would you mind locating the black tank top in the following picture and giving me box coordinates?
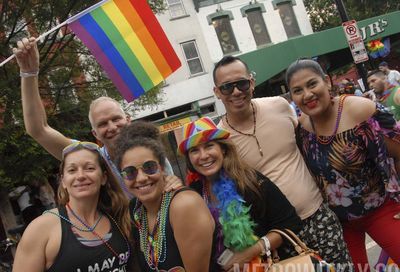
[131,187,215,271]
[47,206,131,272]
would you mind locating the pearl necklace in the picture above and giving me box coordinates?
[225,102,264,157]
[133,192,172,270]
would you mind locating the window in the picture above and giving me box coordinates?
[181,41,204,76]
[166,0,186,18]
[212,16,239,55]
[277,2,301,38]
[246,9,271,46]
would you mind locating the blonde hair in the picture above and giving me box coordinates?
[88,97,126,128]
[58,147,131,240]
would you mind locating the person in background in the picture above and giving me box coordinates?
[367,70,400,121]
[114,123,214,272]
[13,37,180,198]
[287,58,400,272]
[13,142,133,272]
[379,61,400,86]
[212,55,352,271]
[179,117,303,271]
[339,78,363,96]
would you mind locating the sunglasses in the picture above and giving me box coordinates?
[62,141,100,160]
[218,79,251,95]
[120,160,159,181]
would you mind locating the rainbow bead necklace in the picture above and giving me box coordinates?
[133,191,172,270]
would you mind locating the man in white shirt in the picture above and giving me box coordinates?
[379,61,400,86]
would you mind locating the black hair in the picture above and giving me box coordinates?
[120,120,160,140]
[367,69,385,78]
[114,123,166,171]
[212,55,251,84]
[285,58,326,87]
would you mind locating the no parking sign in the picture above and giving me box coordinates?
[342,20,369,63]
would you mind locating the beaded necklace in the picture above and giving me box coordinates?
[310,95,347,145]
[43,210,103,232]
[133,192,173,270]
[66,203,131,263]
[225,102,263,157]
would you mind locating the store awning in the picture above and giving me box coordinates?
[240,11,400,85]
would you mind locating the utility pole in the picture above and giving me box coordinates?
[334,0,370,91]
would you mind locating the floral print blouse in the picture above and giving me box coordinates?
[297,103,400,222]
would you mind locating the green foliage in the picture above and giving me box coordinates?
[0,0,166,189]
[304,0,400,32]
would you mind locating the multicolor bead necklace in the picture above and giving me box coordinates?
[310,95,347,145]
[66,203,131,263]
[133,191,173,270]
[225,102,264,157]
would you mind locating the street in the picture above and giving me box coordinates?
[367,236,399,272]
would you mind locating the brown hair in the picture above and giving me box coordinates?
[185,139,263,205]
[58,146,131,240]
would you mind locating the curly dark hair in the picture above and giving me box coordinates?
[119,120,160,140]
[114,123,166,171]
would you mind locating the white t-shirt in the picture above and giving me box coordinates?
[388,70,400,86]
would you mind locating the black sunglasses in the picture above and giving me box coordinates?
[120,160,159,181]
[218,79,251,95]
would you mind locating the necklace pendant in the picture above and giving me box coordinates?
[259,149,264,157]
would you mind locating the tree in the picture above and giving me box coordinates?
[304,0,400,32]
[0,0,166,190]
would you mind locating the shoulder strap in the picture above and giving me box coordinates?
[268,229,303,254]
[171,186,192,201]
[268,228,314,254]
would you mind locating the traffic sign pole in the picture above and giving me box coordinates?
[334,0,369,91]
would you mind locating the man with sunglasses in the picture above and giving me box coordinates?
[14,37,177,198]
[213,56,352,270]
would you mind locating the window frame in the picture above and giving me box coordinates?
[180,40,205,76]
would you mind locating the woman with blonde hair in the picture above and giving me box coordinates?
[13,142,133,272]
[179,117,302,271]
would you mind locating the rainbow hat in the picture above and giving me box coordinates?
[178,117,230,155]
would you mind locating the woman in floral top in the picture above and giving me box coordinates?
[286,58,400,272]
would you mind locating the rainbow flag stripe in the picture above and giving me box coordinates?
[68,0,181,102]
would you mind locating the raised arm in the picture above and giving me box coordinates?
[13,37,71,160]
[170,190,214,272]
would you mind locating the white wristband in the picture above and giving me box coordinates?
[261,236,271,257]
[20,71,39,78]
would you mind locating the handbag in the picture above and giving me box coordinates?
[267,229,335,272]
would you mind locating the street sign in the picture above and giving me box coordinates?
[342,20,369,64]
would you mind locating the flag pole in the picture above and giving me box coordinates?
[0,0,110,67]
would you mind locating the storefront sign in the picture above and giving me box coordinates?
[159,117,191,133]
[360,19,388,41]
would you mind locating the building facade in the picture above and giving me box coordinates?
[136,0,313,122]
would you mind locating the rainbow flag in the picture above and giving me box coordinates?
[67,0,181,102]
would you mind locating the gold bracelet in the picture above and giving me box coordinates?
[20,71,39,78]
